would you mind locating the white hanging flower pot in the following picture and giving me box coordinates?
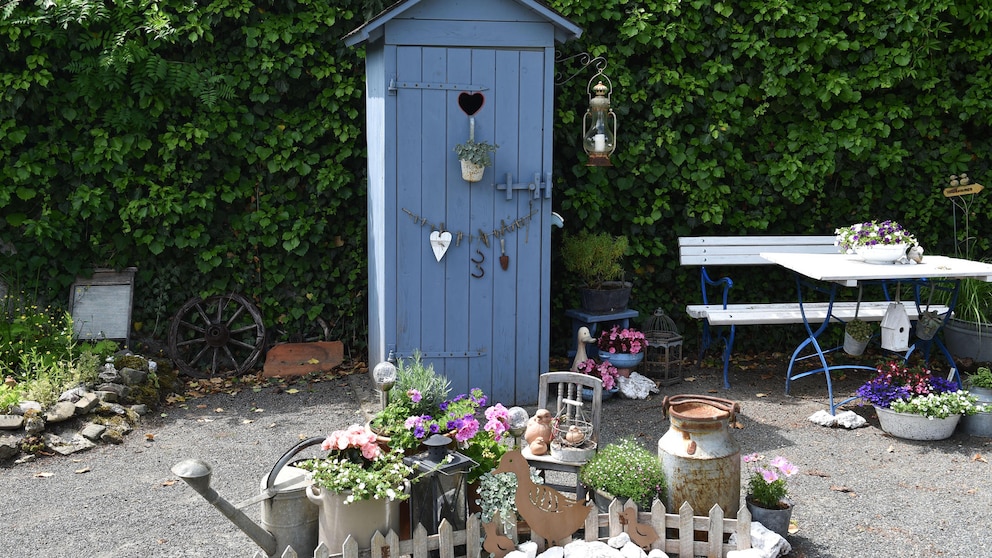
[460,159,485,183]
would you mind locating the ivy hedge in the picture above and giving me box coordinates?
[2,0,990,358]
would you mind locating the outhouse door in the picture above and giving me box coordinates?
[388,46,553,403]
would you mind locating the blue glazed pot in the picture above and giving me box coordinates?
[599,351,643,370]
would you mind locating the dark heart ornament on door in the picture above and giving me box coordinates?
[458,92,485,116]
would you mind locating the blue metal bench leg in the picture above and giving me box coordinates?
[721,324,735,389]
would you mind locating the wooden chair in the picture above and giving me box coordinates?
[522,371,603,500]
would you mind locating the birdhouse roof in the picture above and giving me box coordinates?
[344,0,583,46]
[881,303,911,328]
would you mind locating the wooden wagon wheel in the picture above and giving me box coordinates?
[168,293,266,378]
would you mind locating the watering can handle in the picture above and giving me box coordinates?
[662,395,741,419]
[265,436,326,490]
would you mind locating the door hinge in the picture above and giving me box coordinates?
[389,78,489,94]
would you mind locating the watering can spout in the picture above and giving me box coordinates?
[171,458,278,557]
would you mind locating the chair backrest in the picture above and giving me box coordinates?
[536,371,602,445]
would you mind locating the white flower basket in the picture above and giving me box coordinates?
[460,159,485,183]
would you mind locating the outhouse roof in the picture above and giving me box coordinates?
[344,0,583,46]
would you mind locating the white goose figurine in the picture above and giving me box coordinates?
[570,326,596,371]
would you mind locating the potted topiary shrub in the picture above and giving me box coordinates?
[560,231,631,314]
[453,140,498,183]
[579,438,666,510]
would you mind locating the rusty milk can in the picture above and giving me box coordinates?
[659,395,741,516]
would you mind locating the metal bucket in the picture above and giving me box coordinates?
[962,386,992,437]
[659,395,741,516]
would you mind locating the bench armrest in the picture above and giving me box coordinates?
[700,266,733,309]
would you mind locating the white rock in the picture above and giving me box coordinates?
[835,410,867,429]
[507,551,529,558]
[747,521,792,558]
[607,532,631,548]
[646,550,669,558]
[537,545,564,558]
[808,409,867,429]
[617,372,659,400]
[519,541,538,558]
[618,541,646,558]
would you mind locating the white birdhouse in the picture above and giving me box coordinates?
[881,302,911,352]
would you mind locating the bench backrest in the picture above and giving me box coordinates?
[679,236,838,266]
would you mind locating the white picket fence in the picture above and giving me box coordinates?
[253,499,752,558]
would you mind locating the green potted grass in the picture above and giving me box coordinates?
[561,231,631,314]
[579,439,666,510]
[941,277,992,361]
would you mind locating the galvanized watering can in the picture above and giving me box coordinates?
[172,436,324,558]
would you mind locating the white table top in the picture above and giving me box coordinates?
[759,252,992,287]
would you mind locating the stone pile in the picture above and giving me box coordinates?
[0,353,171,463]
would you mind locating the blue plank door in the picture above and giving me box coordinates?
[390,46,553,405]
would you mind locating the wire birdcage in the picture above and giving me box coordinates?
[642,307,684,386]
[549,396,596,462]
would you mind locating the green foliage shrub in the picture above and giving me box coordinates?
[1,0,992,360]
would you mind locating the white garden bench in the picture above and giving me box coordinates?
[678,236,950,388]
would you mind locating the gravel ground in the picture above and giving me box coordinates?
[3,353,991,558]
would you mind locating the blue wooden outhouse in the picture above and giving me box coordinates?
[346,1,582,404]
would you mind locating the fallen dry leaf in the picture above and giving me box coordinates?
[886,444,895,453]
[196,404,207,409]
[34,472,54,478]
[830,484,854,493]
[145,433,155,441]
[214,407,224,413]
[162,479,176,487]
[684,376,696,382]
[253,408,264,413]
[307,358,319,364]
[756,392,768,397]
[972,453,987,463]
[74,467,90,474]
[285,388,300,394]
[242,419,254,424]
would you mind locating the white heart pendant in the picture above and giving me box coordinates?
[429,231,452,262]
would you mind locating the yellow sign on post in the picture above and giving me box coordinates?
[943,183,983,197]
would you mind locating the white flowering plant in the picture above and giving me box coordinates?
[834,220,918,253]
[889,391,982,419]
[297,424,413,503]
